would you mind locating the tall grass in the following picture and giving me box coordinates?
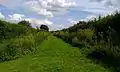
[53,12,120,71]
[0,32,49,61]
[0,20,50,61]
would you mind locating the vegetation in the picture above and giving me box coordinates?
[0,19,110,72]
[53,12,120,71]
[0,11,120,72]
[0,20,49,61]
[18,20,32,28]
[40,24,49,31]
[0,36,110,72]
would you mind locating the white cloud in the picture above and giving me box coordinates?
[25,18,53,26]
[32,7,53,17]
[7,13,53,28]
[91,0,120,8]
[28,18,53,30]
[75,0,118,16]
[0,12,5,19]
[45,0,76,7]
[49,24,65,31]
[82,8,115,15]
[8,14,25,21]
[80,14,111,21]
[25,0,76,17]
[59,24,65,28]
[68,15,98,24]
[86,15,97,20]
[80,15,97,21]
[68,19,79,24]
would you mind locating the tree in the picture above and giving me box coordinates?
[40,25,49,31]
[0,20,5,39]
[18,20,31,28]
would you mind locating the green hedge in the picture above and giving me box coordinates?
[0,32,49,61]
[53,12,120,70]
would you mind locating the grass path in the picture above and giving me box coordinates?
[0,36,111,72]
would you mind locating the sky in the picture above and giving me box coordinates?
[0,0,119,30]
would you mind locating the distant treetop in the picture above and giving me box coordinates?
[18,20,32,28]
[40,24,49,31]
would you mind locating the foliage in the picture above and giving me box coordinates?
[0,36,110,72]
[40,24,49,31]
[0,20,35,40]
[0,20,50,61]
[18,20,32,28]
[0,32,49,61]
[53,11,120,71]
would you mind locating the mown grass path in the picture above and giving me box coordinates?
[0,36,111,72]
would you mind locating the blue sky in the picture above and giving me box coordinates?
[0,0,119,30]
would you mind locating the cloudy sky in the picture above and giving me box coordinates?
[0,0,119,30]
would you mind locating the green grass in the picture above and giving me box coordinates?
[0,36,111,72]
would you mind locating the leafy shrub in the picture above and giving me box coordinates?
[76,29,94,42]
[0,20,38,41]
[85,43,120,70]
[53,12,120,70]
[40,24,49,31]
[18,20,32,28]
[0,32,49,61]
[0,19,50,62]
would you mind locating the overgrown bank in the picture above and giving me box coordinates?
[53,12,120,71]
[0,20,50,61]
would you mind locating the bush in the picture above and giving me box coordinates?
[86,43,120,69]
[0,20,50,61]
[53,12,120,70]
[76,29,94,42]
[18,20,32,28]
[0,32,49,61]
[40,25,49,31]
